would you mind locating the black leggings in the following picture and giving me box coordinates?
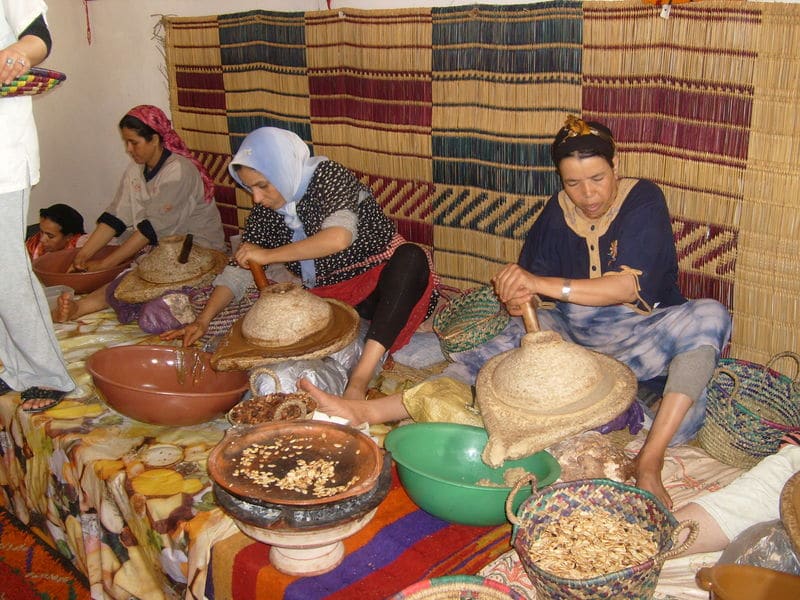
[356,243,430,349]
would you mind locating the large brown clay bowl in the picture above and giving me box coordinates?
[33,245,131,294]
[86,345,249,426]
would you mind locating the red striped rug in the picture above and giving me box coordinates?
[0,508,90,600]
[208,467,512,599]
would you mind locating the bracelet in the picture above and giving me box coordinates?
[560,279,572,302]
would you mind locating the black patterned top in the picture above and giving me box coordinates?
[241,160,396,287]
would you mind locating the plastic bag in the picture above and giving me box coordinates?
[250,332,366,397]
[137,290,195,334]
[401,376,483,428]
[251,357,350,396]
[105,272,140,324]
[718,519,800,575]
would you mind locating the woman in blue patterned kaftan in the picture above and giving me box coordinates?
[493,115,732,509]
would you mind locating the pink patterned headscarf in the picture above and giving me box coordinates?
[124,105,215,203]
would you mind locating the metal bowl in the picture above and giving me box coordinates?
[33,245,131,294]
[86,345,249,426]
[384,422,560,526]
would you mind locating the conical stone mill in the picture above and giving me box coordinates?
[210,265,361,371]
[475,303,638,467]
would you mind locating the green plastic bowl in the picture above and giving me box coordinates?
[384,422,560,526]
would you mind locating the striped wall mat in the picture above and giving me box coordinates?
[163,0,800,364]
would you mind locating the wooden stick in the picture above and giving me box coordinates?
[521,301,540,333]
[249,263,268,291]
[178,234,194,264]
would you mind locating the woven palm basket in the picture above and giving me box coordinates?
[698,352,800,468]
[508,477,697,600]
[389,575,525,599]
[433,285,509,359]
[1,67,65,97]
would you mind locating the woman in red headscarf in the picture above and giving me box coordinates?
[55,105,226,322]
[71,105,225,273]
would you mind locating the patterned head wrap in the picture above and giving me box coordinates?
[551,114,616,167]
[124,105,216,203]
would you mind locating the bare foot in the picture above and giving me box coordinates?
[20,387,67,413]
[53,291,79,323]
[342,384,368,402]
[342,371,372,401]
[633,456,672,509]
[298,379,411,425]
[298,378,369,424]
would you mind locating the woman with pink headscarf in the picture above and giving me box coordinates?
[71,105,225,272]
[55,105,226,322]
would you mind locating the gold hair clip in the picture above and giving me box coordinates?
[559,114,615,149]
[564,114,593,137]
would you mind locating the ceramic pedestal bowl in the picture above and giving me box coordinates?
[33,245,131,294]
[86,345,249,426]
[384,422,560,526]
[207,420,386,576]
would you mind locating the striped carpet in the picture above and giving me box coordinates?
[207,467,511,599]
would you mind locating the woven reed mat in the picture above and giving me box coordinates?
[0,508,90,600]
[161,4,580,291]
[163,0,800,367]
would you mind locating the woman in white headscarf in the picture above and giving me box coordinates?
[165,127,439,400]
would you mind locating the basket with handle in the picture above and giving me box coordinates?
[389,575,526,600]
[698,351,800,468]
[505,475,698,600]
[432,285,509,360]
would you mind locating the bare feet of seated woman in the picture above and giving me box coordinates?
[298,377,411,426]
[51,285,114,323]
[0,378,68,412]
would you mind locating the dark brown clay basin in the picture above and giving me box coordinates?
[86,345,249,426]
[33,245,131,294]
[208,420,384,506]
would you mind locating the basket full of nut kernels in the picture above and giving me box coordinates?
[505,477,698,600]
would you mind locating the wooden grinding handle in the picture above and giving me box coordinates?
[521,301,540,333]
[249,262,269,291]
[178,234,194,264]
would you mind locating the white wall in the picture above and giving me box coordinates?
[29,0,539,226]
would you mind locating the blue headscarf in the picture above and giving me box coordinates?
[229,128,328,286]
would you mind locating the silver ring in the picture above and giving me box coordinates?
[5,58,14,66]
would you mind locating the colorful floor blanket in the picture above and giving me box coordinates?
[0,508,90,600]
[207,468,511,599]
